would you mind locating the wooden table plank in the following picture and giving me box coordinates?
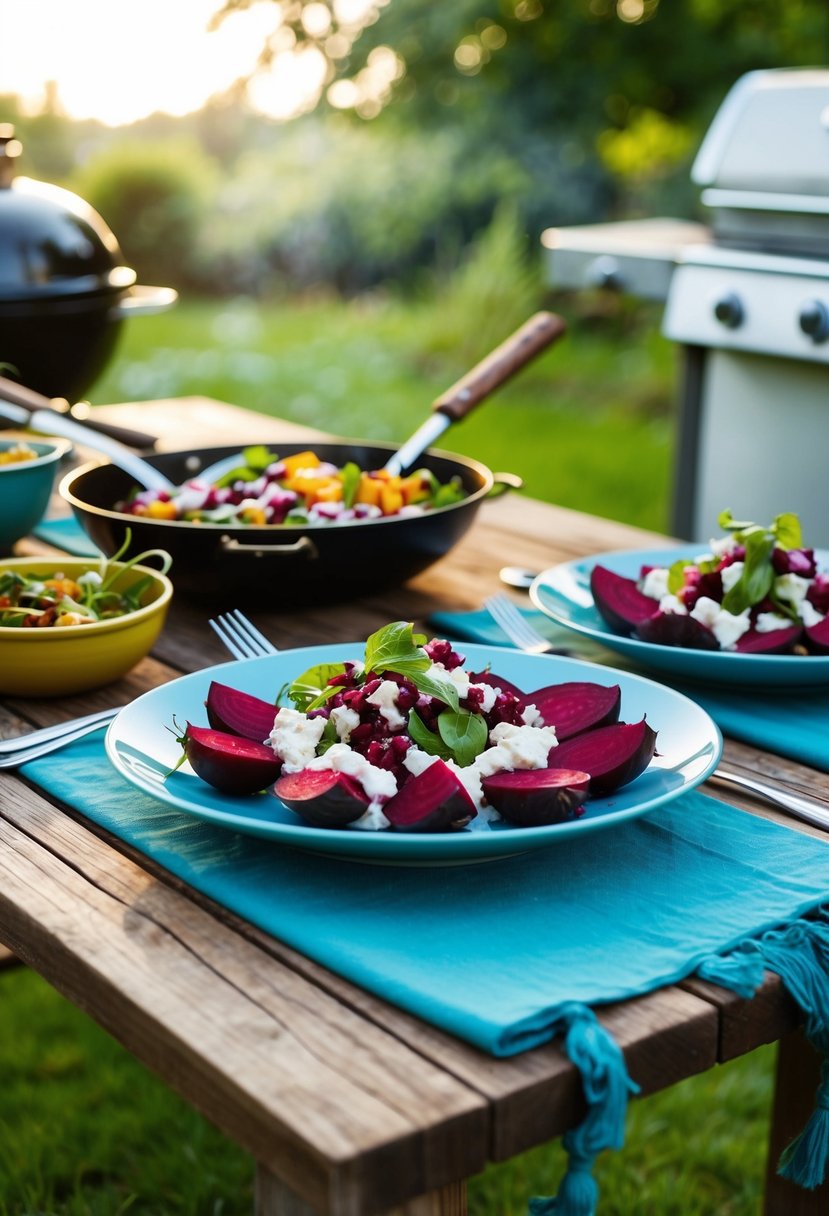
[0,777,487,1216]
[5,396,829,1213]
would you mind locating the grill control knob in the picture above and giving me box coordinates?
[713,293,744,329]
[798,299,829,344]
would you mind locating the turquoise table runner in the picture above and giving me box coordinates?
[430,607,829,773]
[21,734,829,1212]
[32,515,101,557]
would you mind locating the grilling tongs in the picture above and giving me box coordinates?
[0,375,158,450]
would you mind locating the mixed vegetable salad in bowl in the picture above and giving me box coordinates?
[0,536,173,696]
[170,622,659,834]
[117,445,466,528]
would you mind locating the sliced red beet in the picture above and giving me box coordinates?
[590,565,658,634]
[273,769,369,828]
[521,681,621,740]
[548,719,657,797]
[182,724,282,795]
[469,670,525,698]
[805,616,829,654]
[481,768,590,827]
[735,624,803,654]
[383,760,475,832]
[205,681,277,742]
[635,612,720,651]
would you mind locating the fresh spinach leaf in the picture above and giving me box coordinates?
[437,708,489,768]
[407,710,453,759]
[288,662,347,711]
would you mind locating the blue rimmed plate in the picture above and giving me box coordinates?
[530,547,829,690]
[105,642,721,865]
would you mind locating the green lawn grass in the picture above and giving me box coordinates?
[0,294,776,1214]
[89,294,678,533]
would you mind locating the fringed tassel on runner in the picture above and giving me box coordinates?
[528,1002,638,1216]
[699,914,829,1192]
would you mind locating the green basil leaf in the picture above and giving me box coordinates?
[242,444,279,472]
[437,708,489,768]
[666,559,689,595]
[364,621,429,676]
[407,709,453,759]
[721,532,775,614]
[772,512,802,550]
[340,461,362,509]
[407,668,460,711]
[316,718,339,755]
[288,662,347,711]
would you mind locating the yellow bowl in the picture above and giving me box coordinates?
[0,556,173,696]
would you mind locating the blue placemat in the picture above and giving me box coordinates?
[430,607,829,773]
[20,734,829,1209]
[32,515,101,557]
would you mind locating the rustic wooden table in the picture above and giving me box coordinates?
[1,398,827,1216]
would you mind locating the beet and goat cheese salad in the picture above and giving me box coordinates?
[119,446,466,527]
[170,622,658,833]
[591,510,829,655]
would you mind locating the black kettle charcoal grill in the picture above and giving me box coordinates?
[542,68,829,545]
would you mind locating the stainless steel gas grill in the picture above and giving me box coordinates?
[542,68,829,545]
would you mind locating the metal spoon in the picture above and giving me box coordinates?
[500,565,538,590]
[0,400,175,493]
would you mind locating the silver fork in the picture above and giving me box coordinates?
[0,611,277,768]
[483,593,571,656]
[209,609,279,660]
[484,591,829,833]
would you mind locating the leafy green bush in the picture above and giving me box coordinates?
[70,139,217,289]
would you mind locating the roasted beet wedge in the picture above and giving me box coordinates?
[735,624,802,654]
[383,760,476,832]
[205,681,277,742]
[635,612,720,651]
[805,617,829,654]
[182,724,282,795]
[590,565,657,634]
[273,769,369,828]
[481,768,590,827]
[521,681,621,740]
[548,719,657,797]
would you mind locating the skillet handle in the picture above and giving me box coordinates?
[433,312,567,422]
[220,535,319,560]
[487,472,524,499]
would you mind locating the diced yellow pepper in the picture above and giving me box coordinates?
[355,474,383,507]
[145,499,178,520]
[400,474,430,505]
[44,577,83,600]
[380,484,404,515]
[239,505,268,525]
[281,450,321,476]
[313,480,343,504]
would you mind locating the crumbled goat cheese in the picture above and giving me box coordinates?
[720,561,744,593]
[427,660,471,699]
[775,573,811,609]
[329,704,360,742]
[659,593,687,615]
[471,681,497,713]
[307,742,398,805]
[709,535,738,558]
[365,679,406,730]
[520,702,544,727]
[690,596,751,649]
[269,708,326,772]
[640,567,671,600]
[175,482,210,512]
[756,611,796,634]
[799,600,825,629]
[351,804,392,832]
[476,721,558,778]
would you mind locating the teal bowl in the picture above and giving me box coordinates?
[0,438,70,552]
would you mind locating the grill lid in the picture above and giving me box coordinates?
[692,69,829,255]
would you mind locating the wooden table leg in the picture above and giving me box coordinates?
[254,1168,467,1216]
[764,1030,829,1215]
